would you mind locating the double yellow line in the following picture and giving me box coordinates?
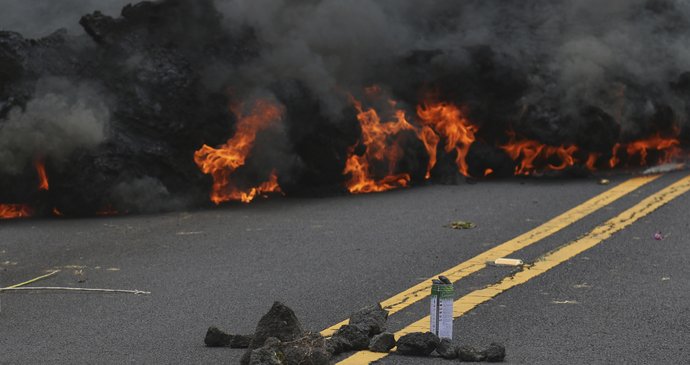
[328,174,690,364]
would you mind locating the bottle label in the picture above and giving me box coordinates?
[430,283,453,339]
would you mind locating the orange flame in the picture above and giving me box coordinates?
[417,126,440,179]
[0,204,32,219]
[609,143,621,168]
[343,97,415,194]
[417,102,477,177]
[194,99,284,204]
[624,134,680,166]
[586,153,600,171]
[501,133,578,176]
[232,170,283,204]
[35,159,49,191]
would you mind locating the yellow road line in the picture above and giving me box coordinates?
[337,174,690,364]
[321,175,658,337]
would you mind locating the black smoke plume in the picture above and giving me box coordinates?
[1,0,689,216]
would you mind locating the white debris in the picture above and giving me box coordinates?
[489,258,524,266]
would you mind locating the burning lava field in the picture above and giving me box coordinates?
[2,0,690,219]
[3,1,690,365]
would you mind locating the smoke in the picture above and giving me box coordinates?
[110,176,187,213]
[2,0,690,215]
[0,77,108,175]
[213,0,690,137]
[5,0,690,133]
[0,0,130,38]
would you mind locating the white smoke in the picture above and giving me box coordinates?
[0,77,108,174]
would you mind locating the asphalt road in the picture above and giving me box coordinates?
[1,172,689,364]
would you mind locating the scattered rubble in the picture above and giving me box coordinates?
[240,302,305,365]
[251,333,330,365]
[247,338,283,365]
[348,303,388,336]
[204,327,233,347]
[324,335,351,356]
[653,231,664,240]
[483,342,507,362]
[455,342,507,362]
[457,345,486,362]
[396,332,441,356]
[204,327,253,348]
[206,301,506,363]
[232,335,253,349]
[331,325,370,351]
[369,332,396,353]
[246,334,331,365]
[436,338,458,359]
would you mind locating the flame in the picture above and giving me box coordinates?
[416,102,477,177]
[606,135,680,169]
[609,143,621,168]
[233,170,283,204]
[0,204,32,219]
[194,99,284,204]
[623,134,680,166]
[417,126,440,179]
[343,97,414,194]
[586,153,600,171]
[501,133,578,176]
[35,159,49,191]
[484,168,494,177]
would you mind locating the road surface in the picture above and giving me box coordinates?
[1,172,689,364]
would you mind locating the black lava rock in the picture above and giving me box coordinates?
[204,326,232,347]
[332,325,370,351]
[248,337,283,365]
[231,334,253,349]
[249,302,304,347]
[241,302,305,365]
[368,332,396,353]
[483,342,506,362]
[457,345,486,362]
[325,336,352,355]
[248,334,330,365]
[348,303,389,337]
[435,338,457,359]
[395,332,440,357]
[280,333,330,365]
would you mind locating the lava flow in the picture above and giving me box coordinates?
[0,160,52,220]
[343,91,686,187]
[343,97,416,194]
[620,134,681,167]
[501,133,579,176]
[35,159,49,191]
[194,99,284,204]
[416,102,477,177]
[344,92,489,194]
[0,204,32,219]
